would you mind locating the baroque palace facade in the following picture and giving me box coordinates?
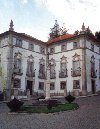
[0,20,100,99]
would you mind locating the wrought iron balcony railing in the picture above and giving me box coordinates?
[71,68,81,77]
[91,70,97,78]
[26,71,35,77]
[59,69,68,78]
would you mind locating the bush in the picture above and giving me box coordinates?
[65,93,75,103]
[47,99,59,110]
[6,97,24,112]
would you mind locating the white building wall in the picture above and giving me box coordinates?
[13,37,47,93]
[49,40,83,94]
[86,40,100,93]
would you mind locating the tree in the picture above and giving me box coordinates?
[95,31,100,40]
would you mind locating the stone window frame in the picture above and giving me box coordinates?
[26,55,34,76]
[13,78,21,88]
[39,58,45,71]
[90,55,95,70]
[60,81,66,90]
[73,80,80,89]
[40,46,45,54]
[14,52,22,74]
[38,82,44,90]
[28,42,34,51]
[91,43,94,51]
[16,38,22,47]
[49,58,56,77]
[60,55,67,72]
[50,47,55,54]
[72,53,80,70]
[38,58,46,79]
[50,82,55,90]
[61,44,67,52]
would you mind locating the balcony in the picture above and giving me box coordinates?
[50,72,56,79]
[91,70,97,78]
[71,68,81,77]
[59,69,68,78]
[38,71,46,79]
[13,68,23,75]
[26,71,35,77]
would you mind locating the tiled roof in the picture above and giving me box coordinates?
[48,34,74,44]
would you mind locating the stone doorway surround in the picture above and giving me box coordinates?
[25,77,35,95]
[91,79,96,94]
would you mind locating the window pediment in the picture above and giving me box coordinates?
[73,53,80,61]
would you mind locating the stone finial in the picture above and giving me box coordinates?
[9,20,14,31]
[81,22,85,31]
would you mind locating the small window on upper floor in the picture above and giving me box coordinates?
[73,42,78,49]
[61,44,66,51]
[40,46,45,54]
[50,47,55,54]
[28,42,34,51]
[16,39,22,47]
[91,44,94,51]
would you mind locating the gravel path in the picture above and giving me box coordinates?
[0,95,100,129]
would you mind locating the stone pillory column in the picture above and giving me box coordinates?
[45,52,50,100]
[6,20,14,101]
[82,38,87,96]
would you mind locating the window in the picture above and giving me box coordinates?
[50,82,55,90]
[26,55,34,77]
[13,78,21,88]
[91,55,96,77]
[50,59,56,79]
[61,44,66,51]
[60,81,66,90]
[39,82,44,90]
[91,44,94,51]
[73,80,80,89]
[40,46,45,54]
[14,53,22,74]
[73,42,78,49]
[73,60,80,71]
[38,58,45,79]
[16,39,22,47]
[50,47,54,54]
[29,42,34,51]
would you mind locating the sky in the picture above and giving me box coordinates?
[0,0,100,41]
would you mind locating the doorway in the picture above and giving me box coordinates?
[91,80,95,94]
[26,80,33,95]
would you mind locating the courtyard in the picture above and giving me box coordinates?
[0,95,100,129]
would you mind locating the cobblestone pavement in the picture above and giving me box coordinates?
[0,95,100,129]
